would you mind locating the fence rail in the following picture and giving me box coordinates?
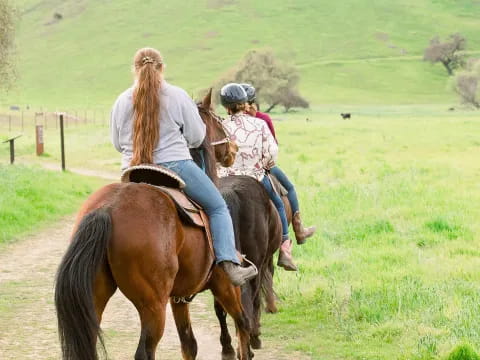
[0,108,109,132]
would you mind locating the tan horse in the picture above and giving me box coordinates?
[54,91,253,360]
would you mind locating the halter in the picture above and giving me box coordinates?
[197,106,232,146]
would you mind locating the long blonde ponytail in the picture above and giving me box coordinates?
[131,48,163,166]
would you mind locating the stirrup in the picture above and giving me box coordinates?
[241,254,258,273]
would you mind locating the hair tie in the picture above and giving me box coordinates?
[142,56,155,65]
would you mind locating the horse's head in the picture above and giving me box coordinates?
[197,89,238,168]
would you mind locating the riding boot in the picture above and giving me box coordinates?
[293,211,316,245]
[277,239,298,271]
[220,261,258,286]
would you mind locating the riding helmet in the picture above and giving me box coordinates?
[240,83,256,103]
[220,83,248,107]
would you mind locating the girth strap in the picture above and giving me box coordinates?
[172,294,197,304]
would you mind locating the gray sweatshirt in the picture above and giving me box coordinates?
[111,81,206,170]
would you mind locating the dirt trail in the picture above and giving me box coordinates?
[0,216,309,359]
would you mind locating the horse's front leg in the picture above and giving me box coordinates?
[210,268,252,360]
[170,300,198,360]
[214,299,235,359]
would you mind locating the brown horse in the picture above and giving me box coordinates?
[212,175,282,356]
[206,177,292,355]
[190,106,292,355]
[194,103,285,356]
[54,91,253,360]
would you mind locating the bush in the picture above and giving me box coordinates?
[446,344,480,360]
[0,0,16,87]
[424,33,466,76]
[214,49,309,112]
[453,58,480,109]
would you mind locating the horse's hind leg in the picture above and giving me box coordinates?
[264,257,278,314]
[214,299,235,360]
[171,300,198,360]
[134,300,168,360]
[92,262,117,357]
[250,277,263,349]
[93,262,117,323]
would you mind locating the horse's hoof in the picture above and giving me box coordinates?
[250,336,262,349]
[222,351,235,360]
[265,305,278,314]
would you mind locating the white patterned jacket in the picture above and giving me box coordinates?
[217,113,278,181]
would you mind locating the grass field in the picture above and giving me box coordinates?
[3,0,480,108]
[3,0,480,358]
[2,106,480,358]
[0,165,106,244]
[263,109,480,359]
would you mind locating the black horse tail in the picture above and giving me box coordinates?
[54,207,112,360]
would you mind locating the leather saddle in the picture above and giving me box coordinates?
[121,165,213,250]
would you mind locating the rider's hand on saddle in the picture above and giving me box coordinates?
[265,159,276,170]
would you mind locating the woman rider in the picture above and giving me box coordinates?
[240,83,316,245]
[110,47,257,286]
[217,83,298,271]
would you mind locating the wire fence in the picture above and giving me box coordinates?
[0,108,110,132]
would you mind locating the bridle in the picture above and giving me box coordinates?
[197,105,232,146]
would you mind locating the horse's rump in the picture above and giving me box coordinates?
[219,176,275,260]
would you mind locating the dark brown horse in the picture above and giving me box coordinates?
[212,175,283,356]
[194,101,285,357]
[54,91,252,360]
[192,103,292,356]
[204,178,292,355]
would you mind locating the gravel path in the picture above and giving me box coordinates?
[0,216,309,359]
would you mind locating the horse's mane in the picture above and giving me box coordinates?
[193,104,219,185]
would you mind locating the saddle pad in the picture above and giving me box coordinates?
[121,164,186,189]
[155,186,201,223]
[155,186,214,258]
[269,174,289,197]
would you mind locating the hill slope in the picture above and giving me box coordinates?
[4,0,480,107]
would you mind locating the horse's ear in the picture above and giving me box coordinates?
[202,88,213,109]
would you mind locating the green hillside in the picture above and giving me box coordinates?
[3,0,480,107]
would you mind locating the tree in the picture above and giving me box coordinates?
[215,49,309,112]
[423,33,466,76]
[453,58,480,109]
[0,0,15,87]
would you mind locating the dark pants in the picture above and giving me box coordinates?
[261,175,289,240]
[270,166,299,214]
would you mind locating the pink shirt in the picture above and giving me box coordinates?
[255,111,277,143]
[218,113,278,181]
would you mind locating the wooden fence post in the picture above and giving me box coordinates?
[36,125,44,155]
[3,136,22,164]
[60,114,65,171]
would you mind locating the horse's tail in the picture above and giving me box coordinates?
[54,207,112,360]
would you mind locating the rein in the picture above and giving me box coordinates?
[210,138,230,146]
[197,106,232,146]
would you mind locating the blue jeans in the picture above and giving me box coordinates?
[261,175,289,241]
[270,166,300,214]
[159,160,239,264]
